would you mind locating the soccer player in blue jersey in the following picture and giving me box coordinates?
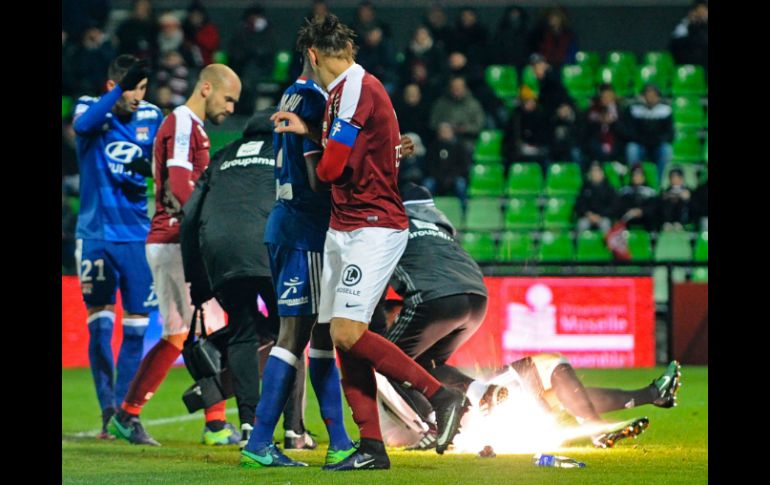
[72,55,162,439]
[240,51,356,469]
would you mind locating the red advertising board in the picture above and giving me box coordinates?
[63,276,654,369]
[447,277,655,369]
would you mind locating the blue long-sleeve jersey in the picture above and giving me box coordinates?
[73,87,162,241]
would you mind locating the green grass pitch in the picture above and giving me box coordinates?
[62,365,707,484]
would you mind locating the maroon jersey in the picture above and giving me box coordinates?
[321,63,408,232]
[147,105,210,244]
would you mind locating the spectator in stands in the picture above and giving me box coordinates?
[62,0,111,44]
[62,31,78,96]
[153,85,176,116]
[660,168,692,230]
[157,12,201,68]
[614,165,660,231]
[352,1,392,40]
[446,7,490,67]
[357,26,398,94]
[227,4,277,114]
[529,53,572,120]
[183,1,220,66]
[669,0,708,74]
[549,102,583,165]
[492,5,531,73]
[690,179,708,231]
[529,6,578,67]
[398,134,427,189]
[423,122,472,208]
[621,84,674,178]
[62,116,79,197]
[305,0,329,24]
[154,50,190,108]
[66,25,116,96]
[503,86,550,171]
[444,51,501,129]
[584,83,623,163]
[423,3,453,50]
[115,0,157,60]
[62,189,78,275]
[575,161,616,233]
[399,25,447,98]
[393,83,432,145]
[429,76,486,151]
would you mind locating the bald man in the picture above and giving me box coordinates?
[109,65,242,446]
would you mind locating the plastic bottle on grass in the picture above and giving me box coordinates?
[532,453,585,468]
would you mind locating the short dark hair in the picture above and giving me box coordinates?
[108,54,139,83]
[297,13,357,57]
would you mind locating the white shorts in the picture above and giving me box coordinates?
[317,227,408,324]
[146,243,226,337]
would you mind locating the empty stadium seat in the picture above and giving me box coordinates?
[521,65,539,95]
[575,51,601,73]
[468,164,505,197]
[671,128,703,164]
[654,230,693,261]
[473,130,504,165]
[562,64,595,99]
[498,231,536,262]
[213,50,228,65]
[672,64,707,97]
[272,50,293,83]
[506,162,543,196]
[606,50,638,76]
[485,65,519,105]
[546,162,582,195]
[691,267,708,282]
[640,161,660,191]
[465,197,503,231]
[542,196,575,229]
[603,162,625,189]
[504,197,540,230]
[433,196,463,229]
[62,95,73,119]
[461,231,496,261]
[643,51,674,77]
[673,96,706,130]
[576,230,612,261]
[537,230,574,262]
[694,231,708,261]
[627,229,653,261]
[596,66,633,97]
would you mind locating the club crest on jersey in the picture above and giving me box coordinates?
[342,264,362,287]
[136,126,149,142]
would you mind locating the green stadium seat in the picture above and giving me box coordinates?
[635,65,671,96]
[673,96,706,130]
[643,51,674,77]
[703,138,708,164]
[67,196,80,215]
[213,50,228,65]
[691,267,708,282]
[62,95,73,119]
[272,50,292,83]
[461,231,497,261]
[468,164,505,197]
[538,230,574,262]
[506,162,543,196]
[498,231,536,262]
[433,196,463,229]
[542,196,575,229]
[654,266,688,303]
[561,64,595,99]
[473,130,504,165]
[654,230,693,261]
[672,64,707,97]
[671,128,703,164]
[546,162,582,195]
[596,66,633,97]
[575,51,601,73]
[640,161,659,191]
[504,197,540,230]
[146,177,154,197]
[521,65,539,95]
[465,197,503,231]
[627,229,653,261]
[603,162,625,189]
[694,231,708,261]
[576,230,612,261]
[606,51,638,76]
[485,65,519,105]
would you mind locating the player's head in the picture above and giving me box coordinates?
[195,64,241,125]
[107,54,147,114]
[297,14,357,88]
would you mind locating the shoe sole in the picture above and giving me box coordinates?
[596,418,650,448]
[657,363,683,408]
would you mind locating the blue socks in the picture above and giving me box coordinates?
[247,347,298,450]
[115,317,148,405]
[309,348,353,450]
[88,311,116,411]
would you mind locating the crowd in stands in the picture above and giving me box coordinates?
[62,0,709,272]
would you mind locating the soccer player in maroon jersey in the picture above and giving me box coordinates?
[269,15,468,470]
[108,64,242,446]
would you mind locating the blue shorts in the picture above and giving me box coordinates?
[76,239,156,314]
[267,243,322,317]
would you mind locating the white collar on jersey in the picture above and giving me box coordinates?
[175,104,203,125]
[326,63,364,92]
